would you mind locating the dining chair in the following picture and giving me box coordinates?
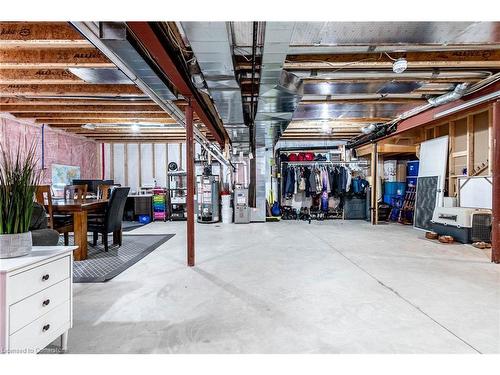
[35,185,74,245]
[64,184,88,200]
[96,184,118,200]
[88,187,130,252]
[35,185,54,229]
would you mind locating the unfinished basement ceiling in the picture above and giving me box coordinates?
[2,22,499,149]
[0,21,225,144]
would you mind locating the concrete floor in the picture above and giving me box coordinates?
[68,220,500,354]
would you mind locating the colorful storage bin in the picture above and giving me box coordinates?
[384,182,406,196]
[406,177,417,187]
[407,160,420,177]
[139,215,151,224]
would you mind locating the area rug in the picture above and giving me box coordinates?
[59,234,174,283]
[122,221,147,232]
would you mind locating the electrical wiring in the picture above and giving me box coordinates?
[285,53,384,74]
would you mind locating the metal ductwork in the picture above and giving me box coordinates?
[71,21,230,167]
[251,22,303,221]
[428,83,469,107]
[347,82,472,149]
[180,22,248,153]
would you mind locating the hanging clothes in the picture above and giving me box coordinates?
[309,168,317,195]
[345,167,352,192]
[304,167,312,197]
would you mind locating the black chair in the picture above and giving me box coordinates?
[30,202,60,246]
[88,187,130,252]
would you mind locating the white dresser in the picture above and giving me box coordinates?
[0,246,76,354]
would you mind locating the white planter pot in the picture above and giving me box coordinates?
[0,232,32,259]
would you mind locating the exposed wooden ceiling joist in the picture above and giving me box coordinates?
[92,139,187,143]
[37,118,178,124]
[13,112,173,119]
[0,22,90,48]
[0,84,145,96]
[0,48,114,69]
[0,68,86,85]
[1,104,164,113]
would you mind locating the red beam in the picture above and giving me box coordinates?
[492,101,500,263]
[186,102,195,267]
[126,22,225,147]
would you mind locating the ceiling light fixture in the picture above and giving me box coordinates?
[131,124,140,133]
[81,123,96,130]
[392,58,408,74]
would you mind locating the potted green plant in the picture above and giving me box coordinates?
[0,142,40,258]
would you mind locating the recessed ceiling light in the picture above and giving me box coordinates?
[392,58,408,74]
[131,124,140,132]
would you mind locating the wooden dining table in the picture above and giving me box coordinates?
[51,198,108,261]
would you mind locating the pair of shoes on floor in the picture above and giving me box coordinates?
[472,241,492,249]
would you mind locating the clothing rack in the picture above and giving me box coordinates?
[283,160,368,167]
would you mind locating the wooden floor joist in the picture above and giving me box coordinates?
[0,48,113,69]
[13,112,173,119]
[38,118,178,124]
[0,22,89,47]
[0,68,86,84]
[0,84,145,96]
[1,104,164,113]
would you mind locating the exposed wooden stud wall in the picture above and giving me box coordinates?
[138,142,142,188]
[110,143,114,181]
[151,143,156,180]
[467,115,474,177]
[124,143,129,186]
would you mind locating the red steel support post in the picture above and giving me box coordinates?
[186,101,195,267]
[492,101,500,263]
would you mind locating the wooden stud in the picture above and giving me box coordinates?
[152,143,156,180]
[138,143,142,188]
[448,121,456,196]
[467,115,474,176]
[124,143,129,186]
[110,143,114,181]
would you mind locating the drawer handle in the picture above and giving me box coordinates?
[42,324,50,332]
[41,274,50,281]
[42,299,50,307]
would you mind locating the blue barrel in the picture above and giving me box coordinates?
[407,160,420,177]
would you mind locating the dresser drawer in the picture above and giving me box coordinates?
[9,278,70,334]
[8,300,70,354]
[8,255,70,303]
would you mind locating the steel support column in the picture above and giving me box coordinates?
[492,101,500,263]
[186,102,195,267]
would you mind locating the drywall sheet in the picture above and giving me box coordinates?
[418,136,449,207]
[458,176,492,209]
